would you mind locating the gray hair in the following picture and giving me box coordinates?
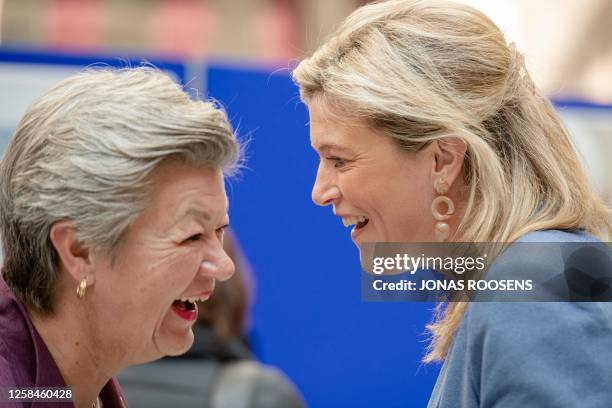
[0,67,240,313]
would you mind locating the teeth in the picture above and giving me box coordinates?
[177,295,210,303]
[341,215,368,228]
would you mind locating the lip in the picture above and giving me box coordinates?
[198,291,212,300]
[183,291,213,299]
[350,220,369,243]
[171,302,198,321]
[336,213,367,218]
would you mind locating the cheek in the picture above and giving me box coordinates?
[134,252,201,307]
[339,171,379,203]
[371,177,433,235]
[160,251,202,288]
[390,183,433,219]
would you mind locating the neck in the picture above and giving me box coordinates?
[28,293,115,408]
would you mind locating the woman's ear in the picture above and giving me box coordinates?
[431,137,467,186]
[49,220,94,284]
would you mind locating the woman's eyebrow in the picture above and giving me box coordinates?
[172,208,212,228]
[183,208,213,224]
[165,208,216,235]
[314,143,353,154]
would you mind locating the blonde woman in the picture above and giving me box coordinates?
[293,0,612,406]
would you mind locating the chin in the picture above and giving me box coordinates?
[154,327,195,357]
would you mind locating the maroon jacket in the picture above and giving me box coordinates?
[0,277,127,407]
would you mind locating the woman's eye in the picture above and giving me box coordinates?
[327,156,347,168]
[184,233,202,243]
[216,224,229,241]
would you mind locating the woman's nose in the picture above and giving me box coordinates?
[311,166,340,206]
[199,248,235,282]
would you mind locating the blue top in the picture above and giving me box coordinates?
[428,230,612,407]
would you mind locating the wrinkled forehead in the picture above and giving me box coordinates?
[180,196,229,219]
[145,163,229,222]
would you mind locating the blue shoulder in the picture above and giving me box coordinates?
[516,229,599,243]
[482,229,610,300]
[441,231,612,407]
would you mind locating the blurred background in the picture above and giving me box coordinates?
[1,0,611,102]
[1,1,611,407]
[1,0,612,199]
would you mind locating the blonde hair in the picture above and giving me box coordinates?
[293,0,611,361]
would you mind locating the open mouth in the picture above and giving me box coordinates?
[173,299,196,311]
[355,218,369,230]
[342,215,369,230]
[171,298,198,321]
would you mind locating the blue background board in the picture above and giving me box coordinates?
[4,48,611,407]
[2,49,611,407]
[0,47,187,84]
[0,49,442,406]
[206,65,440,407]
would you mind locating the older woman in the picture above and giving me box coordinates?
[0,68,239,407]
[119,229,306,407]
[293,0,612,406]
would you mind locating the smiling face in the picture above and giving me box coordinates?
[90,160,234,364]
[309,99,438,250]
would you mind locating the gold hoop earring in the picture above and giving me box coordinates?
[432,178,454,242]
[76,278,87,299]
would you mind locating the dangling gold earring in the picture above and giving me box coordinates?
[431,177,454,242]
[76,278,87,299]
